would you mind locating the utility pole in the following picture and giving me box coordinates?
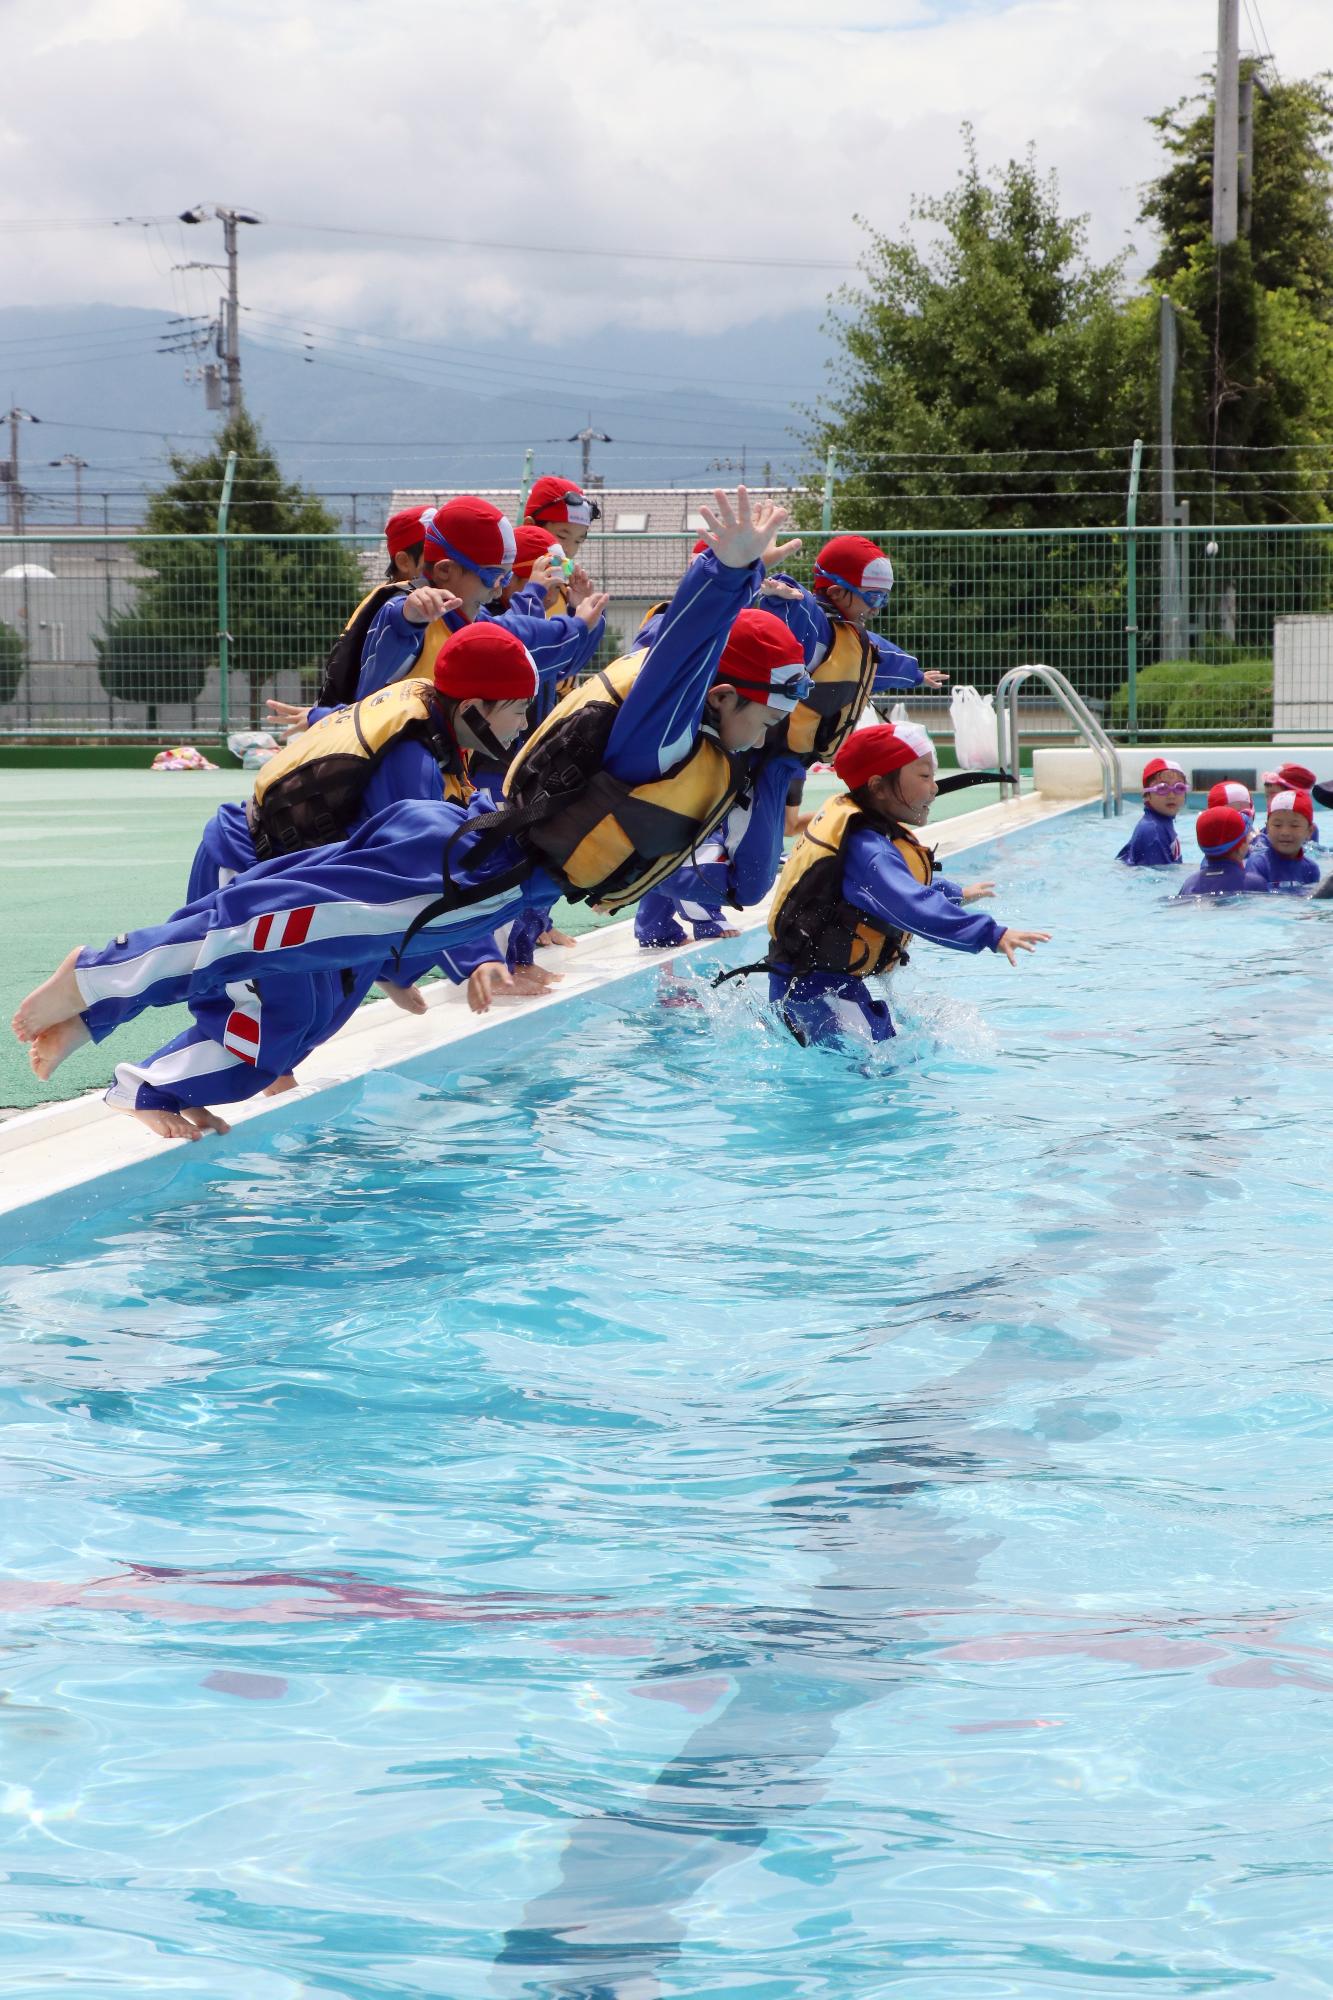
[1159,299,1187,657]
[3,406,40,535]
[1212,0,1240,246]
[567,423,612,487]
[49,453,88,526]
[178,204,263,412]
[1238,62,1272,239]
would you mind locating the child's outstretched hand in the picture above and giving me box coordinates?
[266,697,312,740]
[698,487,791,570]
[403,585,463,627]
[996,929,1052,964]
[467,962,513,1013]
[961,880,995,903]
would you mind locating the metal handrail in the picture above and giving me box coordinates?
[994,662,1123,819]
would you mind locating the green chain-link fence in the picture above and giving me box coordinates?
[2,522,1332,744]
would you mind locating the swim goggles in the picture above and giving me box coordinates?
[424,532,513,590]
[724,659,814,714]
[1145,781,1188,796]
[530,495,601,526]
[813,564,890,611]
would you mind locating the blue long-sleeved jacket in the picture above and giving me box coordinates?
[1116,806,1183,866]
[1245,843,1321,892]
[632,751,807,944]
[354,596,605,701]
[757,579,924,689]
[1175,858,1270,897]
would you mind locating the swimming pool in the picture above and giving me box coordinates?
[4,800,1333,1997]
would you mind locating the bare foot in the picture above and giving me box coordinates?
[508,964,563,997]
[116,1103,231,1143]
[377,978,429,1015]
[537,926,577,948]
[262,1073,298,1097]
[29,1016,91,1079]
[12,946,86,1042]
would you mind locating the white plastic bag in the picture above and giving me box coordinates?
[227,730,281,771]
[888,701,910,727]
[949,685,999,771]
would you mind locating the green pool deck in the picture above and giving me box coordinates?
[0,766,1017,1113]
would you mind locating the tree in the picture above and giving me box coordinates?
[1138,70,1333,526]
[810,133,1135,532]
[807,139,1141,689]
[0,618,21,706]
[97,410,362,730]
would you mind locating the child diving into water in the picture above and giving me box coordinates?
[12,489,802,1138]
[720,721,1049,1049]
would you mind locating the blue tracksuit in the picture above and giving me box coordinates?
[78,551,765,1112]
[633,752,805,947]
[1245,843,1321,892]
[1175,857,1270,897]
[769,833,1004,1047]
[186,710,464,902]
[354,597,604,701]
[508,552,792,966]
[75,796,550,1114]
[755,578,925,690]
[1115,806,1183,866]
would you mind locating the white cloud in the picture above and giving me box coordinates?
[3,0,1328,344]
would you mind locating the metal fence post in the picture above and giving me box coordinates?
[1125,438,1143,743]
[215,448,237,740]
[517,448,534,519]
[821,448,837,533]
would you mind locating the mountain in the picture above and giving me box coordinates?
[1,305,828,526]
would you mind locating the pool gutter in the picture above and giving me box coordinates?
[0,787,1079,1235]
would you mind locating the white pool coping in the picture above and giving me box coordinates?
[0,786,1081,1233]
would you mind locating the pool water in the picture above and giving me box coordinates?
[5,802,1333,1997]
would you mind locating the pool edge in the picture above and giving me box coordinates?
[0,788,1082,1237]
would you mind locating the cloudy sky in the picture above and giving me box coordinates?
[3,0,1328,355]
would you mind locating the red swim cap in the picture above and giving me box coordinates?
[1196,805,1249,858]
[433,623,538,701]
[834,721,935,790]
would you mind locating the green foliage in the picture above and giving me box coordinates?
[1137,72,1333,527]
[1143,71,1333,309]
[96,409,362,729]
[1106,656,1273,735]
[0,619,22,705]
[809,133,1136,529]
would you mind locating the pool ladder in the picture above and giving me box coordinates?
[994,663,1123,819]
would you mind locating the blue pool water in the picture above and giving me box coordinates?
[5,802,1333,1997]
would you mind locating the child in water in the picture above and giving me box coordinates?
[1246,789,1322,893]
[751,721,1049,1047]
[1175,806,1268,897]
[1206,779,1255,822]
[1116,758,1186,865]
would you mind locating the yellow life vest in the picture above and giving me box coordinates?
[249,679,471,858]
[503,654,744,912]
[315,581,406,707]
[767,791,932,978]
[783,617,875,761]
[401,616,455,687]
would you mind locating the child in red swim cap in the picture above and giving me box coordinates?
[1117,758,1187,866]
[1175,806,1268,897]
[1246,790,1322,893]
[723,722,1049,1047]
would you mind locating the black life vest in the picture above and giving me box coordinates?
[316,583,407,708]
[502,654,747,912]
[768,792,933,977]
[248,679,471,859]
[781,617,875,763]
